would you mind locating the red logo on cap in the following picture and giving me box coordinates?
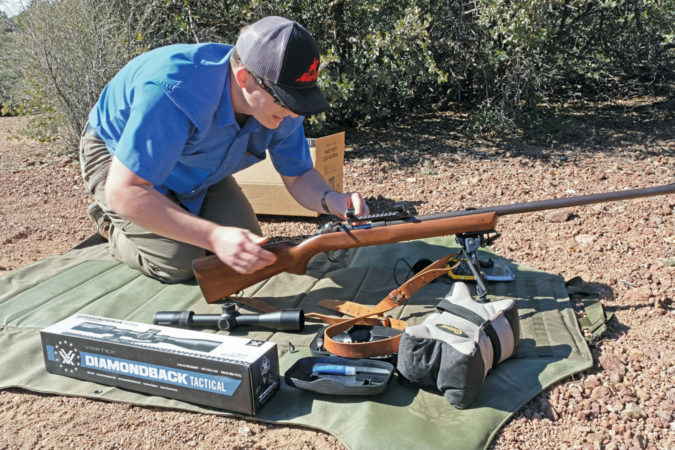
[296,58,319,83]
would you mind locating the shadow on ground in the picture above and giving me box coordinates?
[341,92,674,168]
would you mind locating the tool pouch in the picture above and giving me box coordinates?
[396,282,519,409]
[285,356,394,396]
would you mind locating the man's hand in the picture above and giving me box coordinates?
[325,190,370,219]
[208,227,277,274]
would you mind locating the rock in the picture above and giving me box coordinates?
[546,208,573,223]
[569,385,583,399]
[668,389,675,402]
[659,399,674,413]
[622,403,646,419]
[238,426,253,437]
[608,373,622,385]
[575,234,595,246]
[586,432,603,444]
[643,349,660,359]
[585,375,600,389]
[598,354,626,376]
[537,397,556,420]
[636,387,651,402]
[591,386,610,400]
[655,410,671,422]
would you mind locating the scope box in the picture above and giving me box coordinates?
[233,132,345,217]
[40,314,279,415]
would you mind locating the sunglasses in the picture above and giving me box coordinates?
[249,71,289,109]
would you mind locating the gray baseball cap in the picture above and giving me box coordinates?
[236,16,330,116]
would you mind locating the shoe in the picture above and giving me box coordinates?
[87,202,111,240]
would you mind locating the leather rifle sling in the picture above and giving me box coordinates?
[226,296,389,325]
[226,297,398,327]
[228,297,396,329]
[321,254,457,358]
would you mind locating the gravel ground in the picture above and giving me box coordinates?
[0,93,673,449]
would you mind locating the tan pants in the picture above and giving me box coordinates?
[79,130,261,283]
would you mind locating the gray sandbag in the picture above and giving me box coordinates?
[397,282,519,408]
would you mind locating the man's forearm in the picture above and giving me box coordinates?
[104,156,221,251]
[282,168,369,218]
[107,182,220,252]
[282,168,333,212]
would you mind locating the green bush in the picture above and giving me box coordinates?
[313,3,447,129]
[5,0,198,145]
[143,1,449,131]
[425,0,673,130]
[3,0,673,148]
[0,11,19,116]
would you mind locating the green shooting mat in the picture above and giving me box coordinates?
[0,236,592,449]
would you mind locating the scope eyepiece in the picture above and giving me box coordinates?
[153,310,195,328]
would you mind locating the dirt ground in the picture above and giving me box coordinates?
[0,94,673,449]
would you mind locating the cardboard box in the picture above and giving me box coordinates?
[41,314,279,415]
[234,132,345,217]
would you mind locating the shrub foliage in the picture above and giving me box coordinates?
[0,0,672,146]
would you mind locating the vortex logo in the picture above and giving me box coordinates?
[54,340,80,374]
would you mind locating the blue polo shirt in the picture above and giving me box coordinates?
[88,43,313,214]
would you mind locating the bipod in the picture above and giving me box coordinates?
[454,231,501,302]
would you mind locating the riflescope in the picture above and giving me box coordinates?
[153,303,304,332]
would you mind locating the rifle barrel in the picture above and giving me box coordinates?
[408,184,675,223]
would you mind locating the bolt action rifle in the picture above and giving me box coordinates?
[192,184,675,304]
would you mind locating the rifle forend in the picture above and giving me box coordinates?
[192,183,675,304]
[193,212,498,303]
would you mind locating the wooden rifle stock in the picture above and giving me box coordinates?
[193,212,498,303]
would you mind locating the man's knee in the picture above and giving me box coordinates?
[110,231,206,284]
[146,262,195,284]
[141,248,205,284]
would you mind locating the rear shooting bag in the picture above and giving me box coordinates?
[396,282,520,408]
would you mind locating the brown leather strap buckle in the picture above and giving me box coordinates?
[389,291,405,305]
